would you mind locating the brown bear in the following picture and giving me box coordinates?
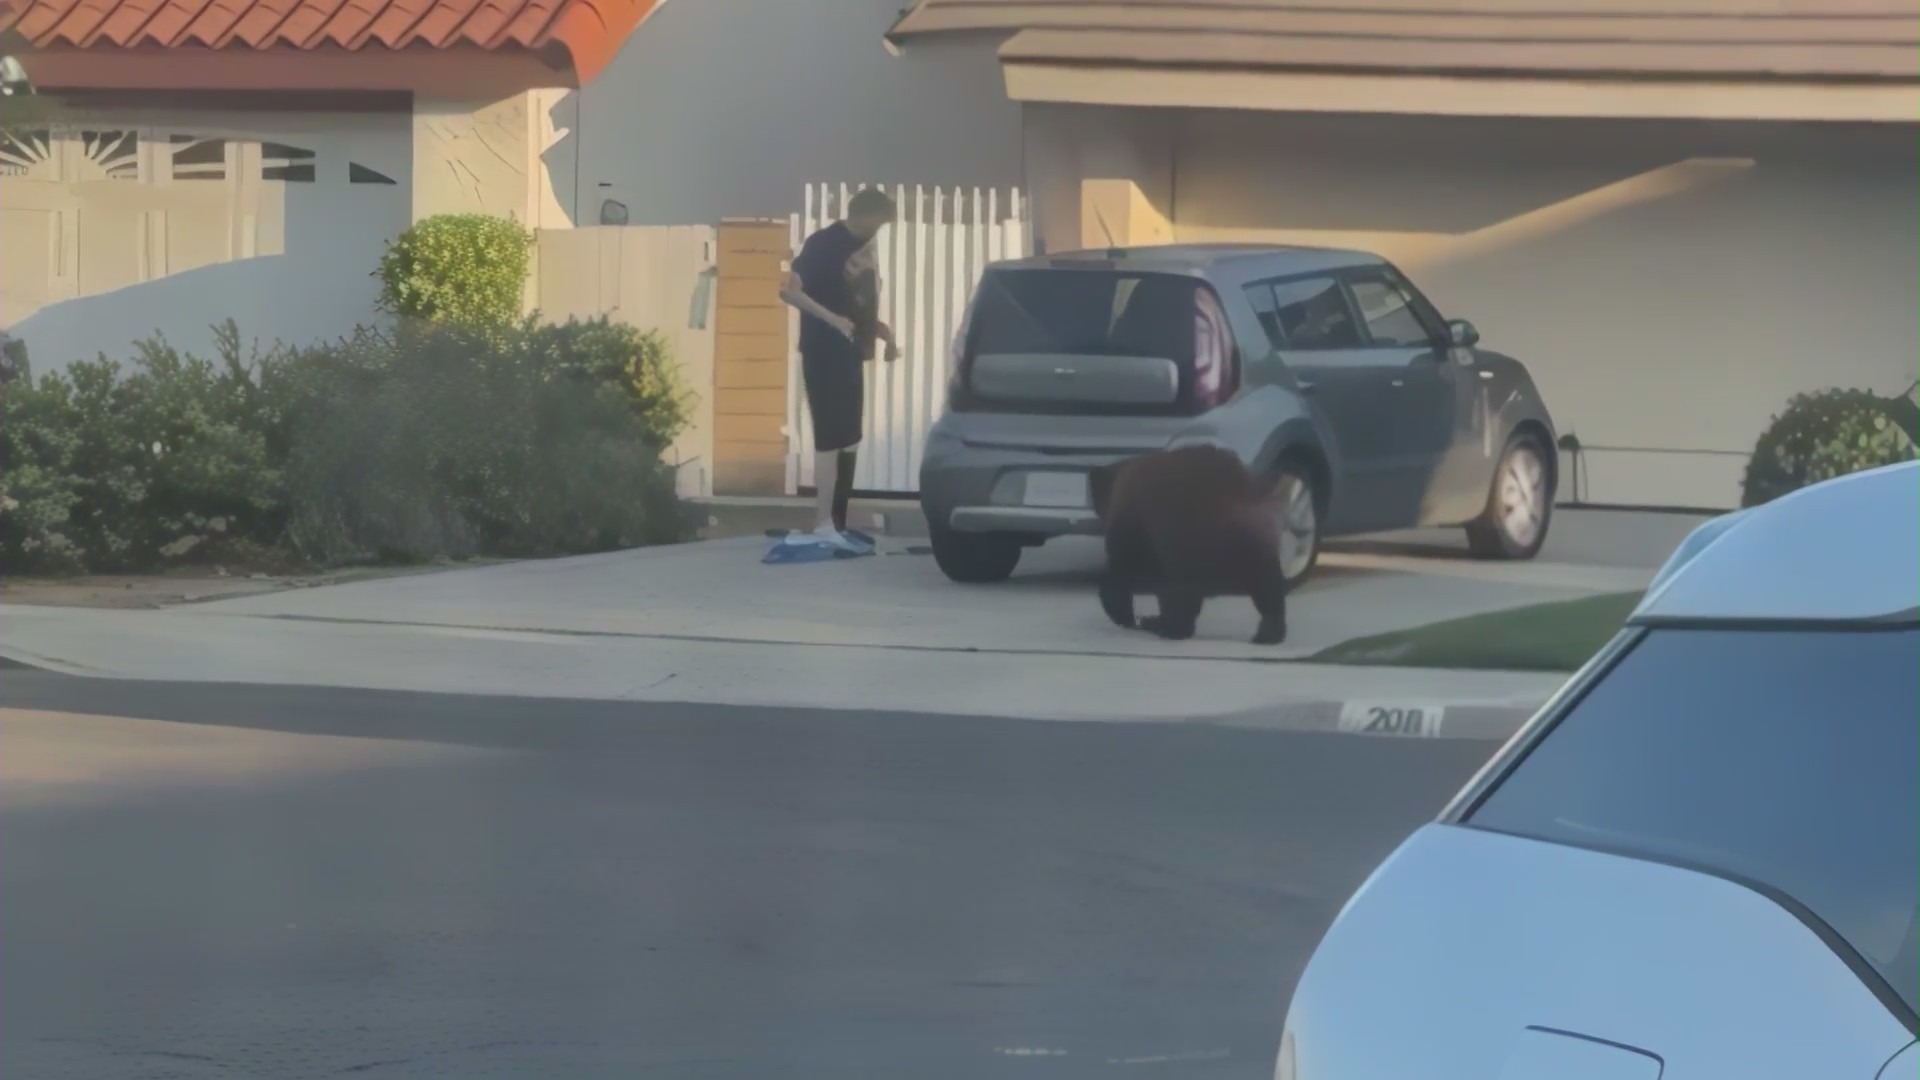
[1088,445,1288,645]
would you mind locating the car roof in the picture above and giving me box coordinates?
[1631,461,1919,625]
[989,243,1380,277]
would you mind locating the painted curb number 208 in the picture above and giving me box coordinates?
[1337,702,1447,738]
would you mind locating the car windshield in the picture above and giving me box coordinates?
[1468,625,1920,1016]
[968,269,1200,362]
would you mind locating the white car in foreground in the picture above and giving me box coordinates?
[1278,461,1919,1079]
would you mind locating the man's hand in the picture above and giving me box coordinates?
[876,321,899,362]
[779,271,857,341]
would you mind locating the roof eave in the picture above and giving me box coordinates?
[12,43,581,95]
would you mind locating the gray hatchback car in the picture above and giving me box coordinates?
[918,244,1559,585]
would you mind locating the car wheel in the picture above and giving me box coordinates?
[1466,434,1553,560]
[929,525,1024,584]
[1273,462,1321,589]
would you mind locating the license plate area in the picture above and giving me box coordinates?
[1022,471,1088,508]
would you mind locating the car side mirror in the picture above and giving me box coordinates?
[1447,319,1480,348]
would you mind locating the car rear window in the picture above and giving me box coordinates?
[969,270,1200,363]
[1467,625,1920,1017]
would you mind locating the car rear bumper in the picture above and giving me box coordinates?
[947,506,1100,536]
[918,413,1187,538]
[921,446,1111,537]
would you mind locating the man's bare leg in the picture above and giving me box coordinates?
[832,448,857,533]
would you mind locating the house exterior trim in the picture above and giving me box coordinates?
[889,0,1919,83]
[1003,63,1920,123]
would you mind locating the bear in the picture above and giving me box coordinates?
[1088,445,1288,645]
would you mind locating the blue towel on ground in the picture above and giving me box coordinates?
[761,530,875,564]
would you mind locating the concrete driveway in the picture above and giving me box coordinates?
[0,508,1685,727]
[1329,506,1713,570]
[707,499,1711,573]
[183,532,1652,662]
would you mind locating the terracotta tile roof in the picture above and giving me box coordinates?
[0,0,658,82]
[886,0,1920,82]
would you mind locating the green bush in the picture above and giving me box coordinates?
[526,317,694,449]
[1,317,692,574]
[1741,387,1918,508]
[2,323,279,572]
[272,318,691,565]
[375,213,533,328]
[0,328,28,384]
[1,374,84,571]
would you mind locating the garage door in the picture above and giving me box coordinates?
[1,116,411,369]
[1162,111,1920,510]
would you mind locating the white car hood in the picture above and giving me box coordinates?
[1280,824,1912,1079]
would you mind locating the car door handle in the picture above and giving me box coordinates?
[1389,378,1405,388]
[1297,380,1320,395]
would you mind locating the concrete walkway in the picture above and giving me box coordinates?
[0,536,1645,733]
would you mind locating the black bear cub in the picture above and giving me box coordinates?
[1088,445,1288,645]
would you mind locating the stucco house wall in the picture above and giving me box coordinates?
[571,0,1024,227]
[1025,104,1918,509]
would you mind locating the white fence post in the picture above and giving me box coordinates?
[787,181,1027,496]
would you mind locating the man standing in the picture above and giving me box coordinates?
[779,188,898,550]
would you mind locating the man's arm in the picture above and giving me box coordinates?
[778,271,854,340]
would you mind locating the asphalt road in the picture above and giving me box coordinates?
[0,673,1496,1080]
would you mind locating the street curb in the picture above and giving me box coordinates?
[0,640,1545,741]
[0,646,93,676]
[1198,699,1538,742]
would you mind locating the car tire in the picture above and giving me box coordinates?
[1466,433,1553,560]
[930,525,1024,584]
[1271,460,1322,589]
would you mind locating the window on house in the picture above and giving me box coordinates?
[0,128,52,176]
[79,130,140,180]
[170,136,227,181]
[262,142,316,183]
[349,162,396,185]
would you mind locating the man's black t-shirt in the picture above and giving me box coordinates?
[792,222,877,359]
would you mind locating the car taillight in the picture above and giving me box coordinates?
[1192,288,1233,411]
[946,296,978,411]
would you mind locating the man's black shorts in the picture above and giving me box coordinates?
[801,345,864,453]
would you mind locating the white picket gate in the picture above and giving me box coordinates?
[786,182,1029,495]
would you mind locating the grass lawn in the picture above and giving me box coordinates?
[1312,590,1646,673]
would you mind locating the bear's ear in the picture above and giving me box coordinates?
[1089,463,1118,519]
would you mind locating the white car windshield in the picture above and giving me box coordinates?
[1468,625,1920,1018]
